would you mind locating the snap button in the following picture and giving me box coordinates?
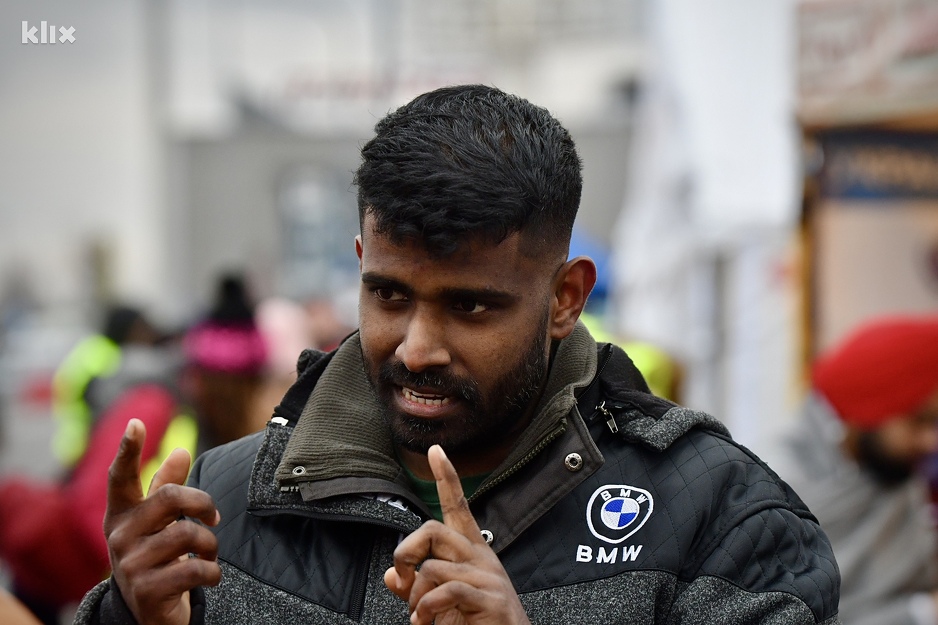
[292,466,306,476]
[564,453,583,472]
[480,529,494,545]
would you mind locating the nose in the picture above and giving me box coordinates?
[395,310,451,372]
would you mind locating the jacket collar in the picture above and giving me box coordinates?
[274,324,599,507]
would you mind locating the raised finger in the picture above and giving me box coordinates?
[428,445,483,541]
[106,419,146,519]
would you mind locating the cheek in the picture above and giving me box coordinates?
[358,304,400,361]
[456,322,538,381]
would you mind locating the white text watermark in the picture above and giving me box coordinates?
[22,21,76,44]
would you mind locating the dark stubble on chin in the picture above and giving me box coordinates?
[366,312,551,455]
[856,430,916,486]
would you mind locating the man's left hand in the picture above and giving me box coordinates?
[385,445,531,625]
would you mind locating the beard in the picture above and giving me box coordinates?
[855,430,916,486]
[366,312,550,456]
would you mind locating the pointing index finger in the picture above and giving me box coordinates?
[428,445,484,542]
[106,418,146,519]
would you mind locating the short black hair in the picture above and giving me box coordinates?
[354,85,582,258]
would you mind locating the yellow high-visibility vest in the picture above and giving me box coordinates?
[580,313,679,401]
[140,413,199,496]
[52,335,122,466]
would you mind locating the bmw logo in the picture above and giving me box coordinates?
[586,484,654,544]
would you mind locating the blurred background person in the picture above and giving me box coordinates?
[251,291,356,426]
[0,271,268,625]
[50,304,163,470]
[183,273,270,448]
[766,315,938,625]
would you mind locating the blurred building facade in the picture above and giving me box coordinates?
[3,0,937,465]
[0,0,642,433]
[0,0,640,331]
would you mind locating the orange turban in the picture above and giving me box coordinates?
[811,315,938,430]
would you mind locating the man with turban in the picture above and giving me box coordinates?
[769,315,938,625]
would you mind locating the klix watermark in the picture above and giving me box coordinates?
[22,21,76,44]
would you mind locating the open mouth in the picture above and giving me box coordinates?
[402,387,451,406]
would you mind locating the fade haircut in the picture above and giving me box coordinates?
[354,85,582,258]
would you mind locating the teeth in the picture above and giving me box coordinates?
[403,387,449,406]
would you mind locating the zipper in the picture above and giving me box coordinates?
[458,343,613,502]
[597,400,619,434]
[347,541,374,621]
[468,420,567,502]
[579,343,614,422]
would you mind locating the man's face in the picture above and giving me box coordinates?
[356,216,559,458]
[856,389,938,484]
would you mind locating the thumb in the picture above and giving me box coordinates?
[147,447,192,495]
[148,448,220,527]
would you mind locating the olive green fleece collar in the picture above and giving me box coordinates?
[275,323,598,493]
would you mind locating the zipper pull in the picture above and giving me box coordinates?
[598,400,618,434]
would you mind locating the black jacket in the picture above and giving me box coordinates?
[76,325,840,624]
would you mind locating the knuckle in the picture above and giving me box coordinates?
[178,518,201,539]
[171,520,218,553]
[107,524,131,550]
[153,482,182,504]
[443,496,470,513]
[118,548,148,578]
[107,463,126,486]
[416,559,442,579]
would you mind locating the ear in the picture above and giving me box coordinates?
[355,235,363,270]
[549,256,597,340]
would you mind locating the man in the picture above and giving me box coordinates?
[766,316,938,625]
[75,85,839,624]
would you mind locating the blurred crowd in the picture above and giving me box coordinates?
[0,272,355,625]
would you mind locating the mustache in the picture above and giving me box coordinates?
[378,361,480,404]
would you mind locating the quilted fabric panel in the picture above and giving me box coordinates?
[697,507,840,621]
[192,433,374,615]
[499,427,838,622]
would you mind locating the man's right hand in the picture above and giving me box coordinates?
[104,419,222,625]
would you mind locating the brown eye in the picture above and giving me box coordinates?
[374,287,406,302]
[454,300,488,314]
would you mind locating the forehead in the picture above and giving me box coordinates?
[359,216,553,293]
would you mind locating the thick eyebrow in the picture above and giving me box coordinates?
[438,286,519,306]
[361,272,411,295]
[360,272,519,305]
